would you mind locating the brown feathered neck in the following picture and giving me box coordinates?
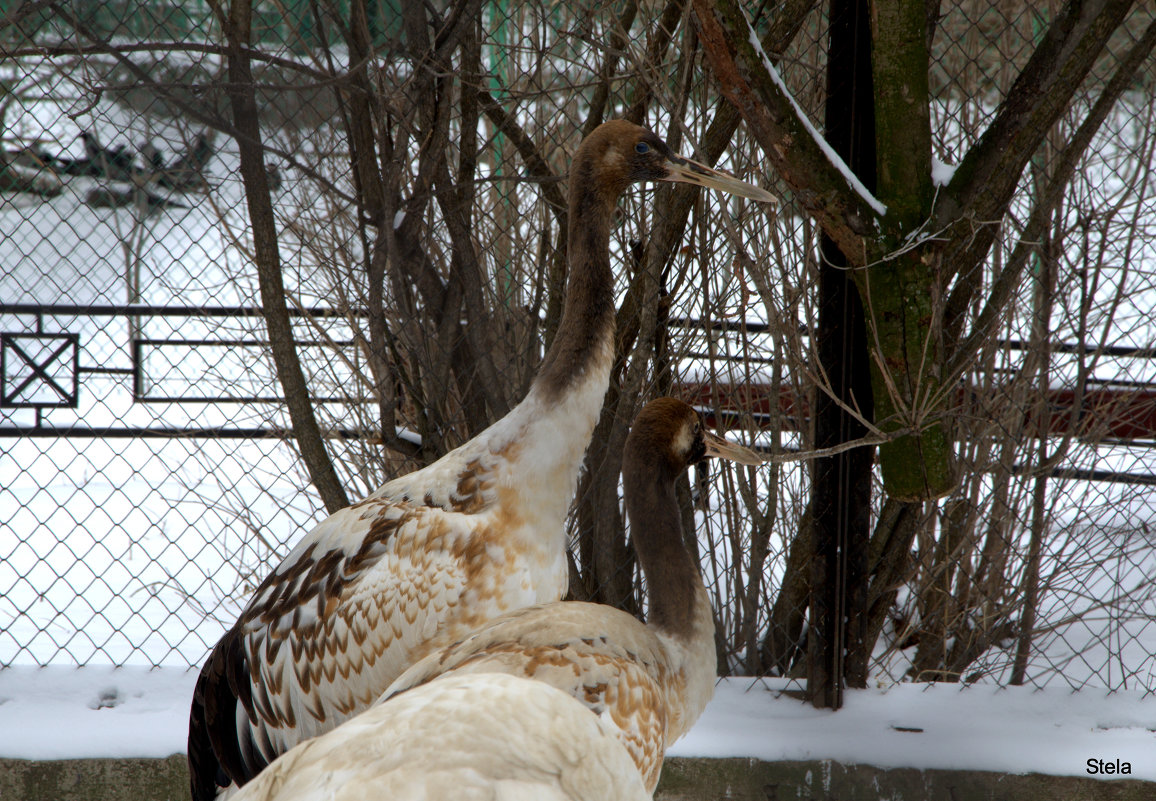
[622,398,705,638]
[532,121,664,400]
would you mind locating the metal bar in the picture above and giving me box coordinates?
[1097,438,1156,449]
[5,338,75,401]
[1083,377,1156,390]
[681,349,778,365]
[6,305,1156,362]
[133,338,358,347]
[0,426,372,439]
[78,366,134,375]
[666,315,775,334]
[0,333,80,408]
[678,382,1156,441]
[132,395,364,404]
[998,338,1156,359]
[1035,466,1156,486]
[132,336,143,402]
[0,304,368,318]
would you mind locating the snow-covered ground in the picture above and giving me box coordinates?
[0,666,1153,783]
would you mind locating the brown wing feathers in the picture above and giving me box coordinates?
[189,629,267,801]
[188,543,350,798]
[188,501,432,798]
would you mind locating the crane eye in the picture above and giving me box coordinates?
[635,142,650,154]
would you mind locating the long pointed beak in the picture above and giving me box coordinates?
[661,154,777,204]
[703,430,765,465]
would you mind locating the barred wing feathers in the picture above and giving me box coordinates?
[189,443,560,795]
[381,601,706,793]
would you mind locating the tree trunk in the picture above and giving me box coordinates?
[856,0,954,502]
[211,0,349,514]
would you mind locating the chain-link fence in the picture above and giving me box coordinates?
[2,0,1155,696]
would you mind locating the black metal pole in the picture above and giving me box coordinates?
[809,0,876,708]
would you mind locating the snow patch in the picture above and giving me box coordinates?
[671,678,1156,781]
[2,667,1155,783]
[932,157,958,186]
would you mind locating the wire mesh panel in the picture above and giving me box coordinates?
[1,0,1155,698]
[0,2,337,665]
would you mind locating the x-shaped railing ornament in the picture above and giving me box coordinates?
[0,333,79,408]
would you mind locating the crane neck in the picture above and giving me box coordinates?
[530,159,619,402]
[623,459,704,639]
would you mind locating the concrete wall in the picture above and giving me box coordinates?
[0,756,1152,801]
[0,755,187,801]
[658,759,1155,800]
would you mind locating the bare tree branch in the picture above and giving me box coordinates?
[944,12,1156,381]
[210,0,349,513]
[938,0,1138,279]
[692,0,879,265]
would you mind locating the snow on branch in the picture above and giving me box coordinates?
[742,16,887,218]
